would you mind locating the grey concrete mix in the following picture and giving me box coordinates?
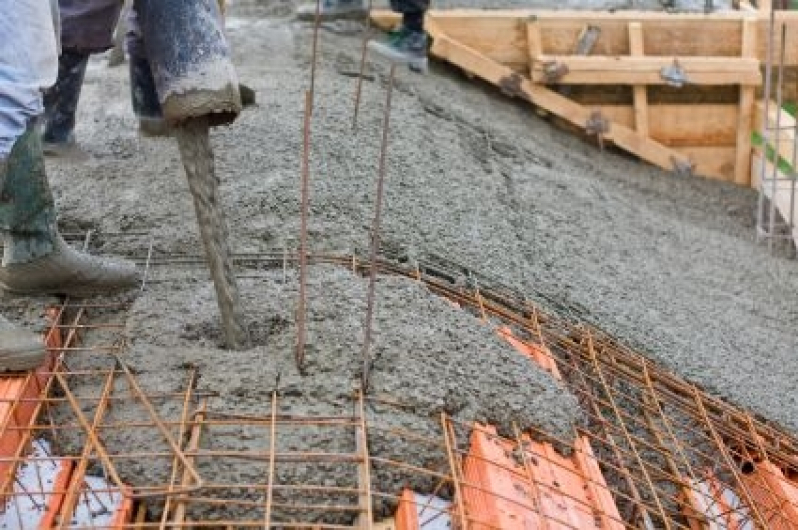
[6,0,797,518]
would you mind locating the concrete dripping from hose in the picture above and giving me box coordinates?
[174,116,251,350]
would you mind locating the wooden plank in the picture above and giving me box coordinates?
[628,22,649,136]
[677,146,737,181]
[429,33,691,173]
[530,56,762,85]
[735,18,756,186]
[597,104,738,146]
[526,18,542,77]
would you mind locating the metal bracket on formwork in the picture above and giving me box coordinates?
[660,59,690,88]
[542,61,570,84]
[586,110,610,137]
[498,73,527,99]
[586,110,610,151]
[671,156,696,178]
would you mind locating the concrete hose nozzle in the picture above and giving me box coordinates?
[135,0,242,127]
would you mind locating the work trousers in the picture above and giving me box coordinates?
[59,0,124,53]
[0,0,60,156]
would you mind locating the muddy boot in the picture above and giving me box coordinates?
[296,0,367,21]
[0,315,45,372]
[129,56,169,137]
[42,50,90,156]
[0,124,140,297]
[368,26,429,73]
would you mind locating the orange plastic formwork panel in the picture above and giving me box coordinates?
[741,459,798,530]
[460,424,624,530]
[396,489,420,529]
[461,424,542,529]
[496,327,562,380]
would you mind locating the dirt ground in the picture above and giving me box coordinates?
[27,0,798,504]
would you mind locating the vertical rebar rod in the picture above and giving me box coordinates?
[296,91,312,373]
[309,0,322,112]
[361,65,396,392]
[352,0,374,130]
[263,390,278,527]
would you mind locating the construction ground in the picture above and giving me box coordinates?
[1,0,798,528]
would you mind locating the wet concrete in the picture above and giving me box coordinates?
[37,0,798,512]
[48,265,581,521]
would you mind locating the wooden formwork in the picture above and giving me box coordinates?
[372,7,798,187]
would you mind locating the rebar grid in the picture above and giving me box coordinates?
[1,245,797,527]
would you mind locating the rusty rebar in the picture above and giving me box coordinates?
[361,65,397,392]
[296,91,313,373]
[309,0,322,111]
[352,0,374,129]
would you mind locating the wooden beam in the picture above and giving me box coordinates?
[677,146,737,181]
[530,56,762,85]
[526,17,542,77]
[628,22,649,137]
[597,104,738,146]
[735,18,757,186]
[429,33,691,173]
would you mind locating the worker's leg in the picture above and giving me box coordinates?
[0,120,141,297]
[125,3,168,136]
[42,50,89,152]
[0,0,140,300]
[43,0,124,154]
[367,0,429,73]
[0,0,59,370]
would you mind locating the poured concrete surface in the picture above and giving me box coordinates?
[36,0,798,481]
[47,266,581,522]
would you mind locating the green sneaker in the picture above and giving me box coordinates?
[296,0,367,21]
[368,27,428,74]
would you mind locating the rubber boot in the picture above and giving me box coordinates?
[42,50,90,155]
[0,315,45,372]
[135,0,241,127]
[129,55,169,137]
[0,123,140,297]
